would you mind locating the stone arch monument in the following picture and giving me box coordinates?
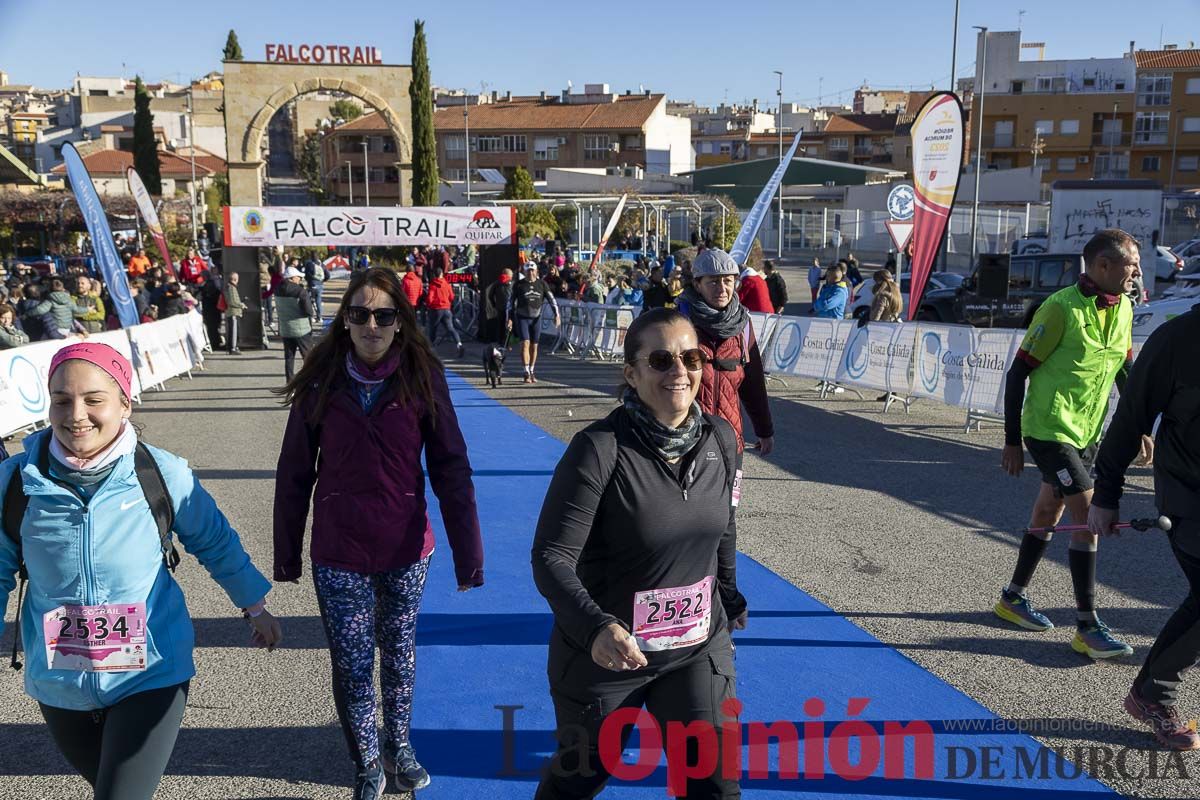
[222,59,414,206]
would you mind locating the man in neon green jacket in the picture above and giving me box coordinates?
[995,228,1144,659]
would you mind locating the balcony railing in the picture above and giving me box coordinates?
[981,134,1015,148]
[1094,169,1130,180]
[1091,131,1131,147]
[1133,132,1170,145]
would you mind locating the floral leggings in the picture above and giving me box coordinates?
[313,556,431,767]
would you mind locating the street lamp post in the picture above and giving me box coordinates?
[346,160,353,204]
[361,140,370,206]
[969,25,988,269]
[775,69,784,258]
[950,0,960,90]
[464,91,472,204]
[187,86,198,243]
[1169,108,1184,193]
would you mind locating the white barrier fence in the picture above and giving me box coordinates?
[532,302,1145,430]
[0,311,209,438]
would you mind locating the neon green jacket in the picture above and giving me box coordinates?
[1021,285,1132,449]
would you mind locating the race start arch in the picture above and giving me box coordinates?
[222,58,414,206]
[219,55,415,348]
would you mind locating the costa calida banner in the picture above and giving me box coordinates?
[126,167,178,280]
[62,142,139,328]
[907,92,964,320]
[223,205,517,247]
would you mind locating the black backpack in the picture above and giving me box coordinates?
[2,441,178,669]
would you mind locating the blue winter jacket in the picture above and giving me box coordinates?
[813,284,849,319]
[0,429,270,711]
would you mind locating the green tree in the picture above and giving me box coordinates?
[132,77,161,195]
[708,196,741,251]
[204,173,230,224]
[328,98,363,122]
[297,131,326,203]
[501,167,557,240]
[409,20,440,206]
[222,30,243,61]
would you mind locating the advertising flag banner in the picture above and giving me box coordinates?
[126,167,177,280]
[588,193,628,272]
[223,206,517,247]
[730,132,803,265]
[907,92,964,320]
[62,142,139,328]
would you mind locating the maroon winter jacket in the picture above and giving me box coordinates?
[696,325,773,452]
[273,362,484,586]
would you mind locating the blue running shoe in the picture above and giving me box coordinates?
[383,742,431,792]
[994,589,1053,632]
[1072,620,1134,659]
[354,760,385,800]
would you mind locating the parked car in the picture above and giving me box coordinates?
[850,272,963,321]
[1154,245,1186,284]
[1132,295,1200,337]
[1161,272,1200,300]
[918,252,1084,327]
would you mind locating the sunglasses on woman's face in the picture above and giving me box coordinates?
[345,306,399,327]
[634,349,707,372]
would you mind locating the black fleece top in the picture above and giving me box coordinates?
[531,407,746,671]
[1093,306,1200,518]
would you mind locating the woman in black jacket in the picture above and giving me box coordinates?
[532,307,747,800]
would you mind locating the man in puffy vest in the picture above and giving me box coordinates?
[996,228,1142,660]
[677,248,773,455]
[275,267,314,380]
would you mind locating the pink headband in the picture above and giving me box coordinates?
[48,342,133,399]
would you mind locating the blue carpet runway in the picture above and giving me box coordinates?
[409,374,1112,798]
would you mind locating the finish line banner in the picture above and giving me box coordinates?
[223,206,517,247]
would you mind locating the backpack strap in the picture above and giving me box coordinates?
[133,443,179,573]
[2,466,27,582]
[709,417,739,492]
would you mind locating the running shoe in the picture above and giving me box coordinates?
[994,589,1054,632]
[1071,620,1134,659]
[354,760,386,800]
[383,743,431,791]
[1124,686,1200,751]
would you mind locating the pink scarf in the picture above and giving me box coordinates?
[50,420,136,471]
[345,348,402,386]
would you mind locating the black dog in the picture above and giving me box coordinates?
[483,344,505,388]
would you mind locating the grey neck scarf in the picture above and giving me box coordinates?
[622,386,703,461]
[682,286,748,340]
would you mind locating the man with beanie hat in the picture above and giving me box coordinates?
[678,248,774,455]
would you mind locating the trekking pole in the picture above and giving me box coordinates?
[1023,516,1172,535]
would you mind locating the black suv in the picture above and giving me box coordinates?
[918,252,1084,328]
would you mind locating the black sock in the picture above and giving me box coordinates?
[1008,534,1050,594]
[1069,543,1098,627]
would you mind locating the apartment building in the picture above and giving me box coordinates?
[970,30,1200,190]
[1129,48,1200,189]
[438,85,691,180]
[853,86,909,114]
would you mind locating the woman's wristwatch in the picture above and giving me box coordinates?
[242,599,267,619]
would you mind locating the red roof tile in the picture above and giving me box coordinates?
[1133,49,1200,69]
[824,113,898,134]
[434,94,664,132]
[51,148,222,178]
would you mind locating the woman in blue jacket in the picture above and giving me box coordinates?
[0,342,282,800]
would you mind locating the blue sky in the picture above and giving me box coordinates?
[2,0,1196,106]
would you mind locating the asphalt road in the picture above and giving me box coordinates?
[0,301,1194,798]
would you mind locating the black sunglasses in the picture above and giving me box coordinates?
[633,349,707,372]
[345,306,399,327]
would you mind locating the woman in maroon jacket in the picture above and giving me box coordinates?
[273,267,483,799]
[678,248,774,455]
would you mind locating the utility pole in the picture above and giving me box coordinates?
[362,140,370,206]
[346,160,353,204]
[187,85,197,243]
[951,0,961,90]
[464,91,471,204]
[775,69,784,258]
[970,26,988,268]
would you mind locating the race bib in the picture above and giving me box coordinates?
[632,576,712,652]
[43,603,148,672]
[732,469,743,507]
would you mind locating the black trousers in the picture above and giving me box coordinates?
[427,308,461,347]
[39,680,189,800]
[225,316,240,352]
[1136,515,1200,706]
[282,334,314,381]
[536,630,739,800]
